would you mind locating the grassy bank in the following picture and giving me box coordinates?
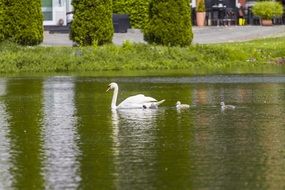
[0,37,285,74]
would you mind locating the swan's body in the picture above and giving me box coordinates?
[176,101,190,109]
[107,82,165,110]
[220,102,235,110]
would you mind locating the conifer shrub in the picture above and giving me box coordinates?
[144,0,193,47]
[71,0,114,46]
[113,0,149,29]
[2,0,43,45]
[0,0,5,42]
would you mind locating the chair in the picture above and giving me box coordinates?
[210,7,226,26]
[223,8,238,26]
[273,16,283,25]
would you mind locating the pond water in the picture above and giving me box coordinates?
[0,75,284,189]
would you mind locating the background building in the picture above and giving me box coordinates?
[41,0,284,27]
[42,0,72,26]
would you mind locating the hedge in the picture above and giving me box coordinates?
[70,0,114,46]
[1,0,43,45]
[144,0,193,47]
[113,0,149,29]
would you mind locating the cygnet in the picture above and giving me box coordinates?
[220,102,235,110]
[176,101,190,109]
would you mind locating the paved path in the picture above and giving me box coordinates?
[42,25,285,46]
[192,26,285,44]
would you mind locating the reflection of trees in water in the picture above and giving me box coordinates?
[5,78,44,189]
[74,81,115,189]
[155,108,194,189]
[111,109,162,189]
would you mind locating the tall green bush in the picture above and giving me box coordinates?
[0,0,4,42]
[71,0,114,46]
[2,0,43,45]
[144,0,193,47]
[113,0,149,29]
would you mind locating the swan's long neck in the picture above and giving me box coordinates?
[111,85,118,110]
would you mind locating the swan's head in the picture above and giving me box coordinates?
[176,101,181,106]
[220,102,225,106]
[106,82,118,92]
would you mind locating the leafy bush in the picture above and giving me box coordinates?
[2,0,43,45]
[113,0,149,29]
[70,0,114,46]
[252,1,283,19]
[144,0,193,47]
[196,0,206,12]
[0,0,4,42]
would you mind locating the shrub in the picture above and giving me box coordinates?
[252,1,283,20]
[144,0,193,47]
[196,0,205,12]
[113,0,149,29]
[0,0,4,42]
[70,0,114,46]
[2,0,43,45]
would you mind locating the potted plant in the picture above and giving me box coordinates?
[196,0,206,26]
[252,1,283,26]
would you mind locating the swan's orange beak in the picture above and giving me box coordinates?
[106,85,111,92]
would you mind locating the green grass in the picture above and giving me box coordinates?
[0,37,285,75]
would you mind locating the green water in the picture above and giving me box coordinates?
[0,75,285,189]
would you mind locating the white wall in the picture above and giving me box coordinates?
[44,0,71,26]
[54,0,66,25]
[192,0,196,7]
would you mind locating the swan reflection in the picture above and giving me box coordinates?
[111,108,162,152]
[111,108,163,186]
[113,108,161,123]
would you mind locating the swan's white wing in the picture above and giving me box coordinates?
[122,94,158,104]
[117,94,158,109]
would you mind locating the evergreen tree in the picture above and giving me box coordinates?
[0,0,5,42]
[144,0,193,46]
[2,0,43,45]
[71,0,113,46]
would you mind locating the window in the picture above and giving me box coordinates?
[42,0,53,21]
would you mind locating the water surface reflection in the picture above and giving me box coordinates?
[0,79,12,189]
[111,109,163,189]
[42,77,80,189]
[0,75,284,189]
[5,78,44,189]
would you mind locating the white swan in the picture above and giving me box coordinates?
[176,101,190,109]
[220,102,235,110]
[106,82,165,110]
